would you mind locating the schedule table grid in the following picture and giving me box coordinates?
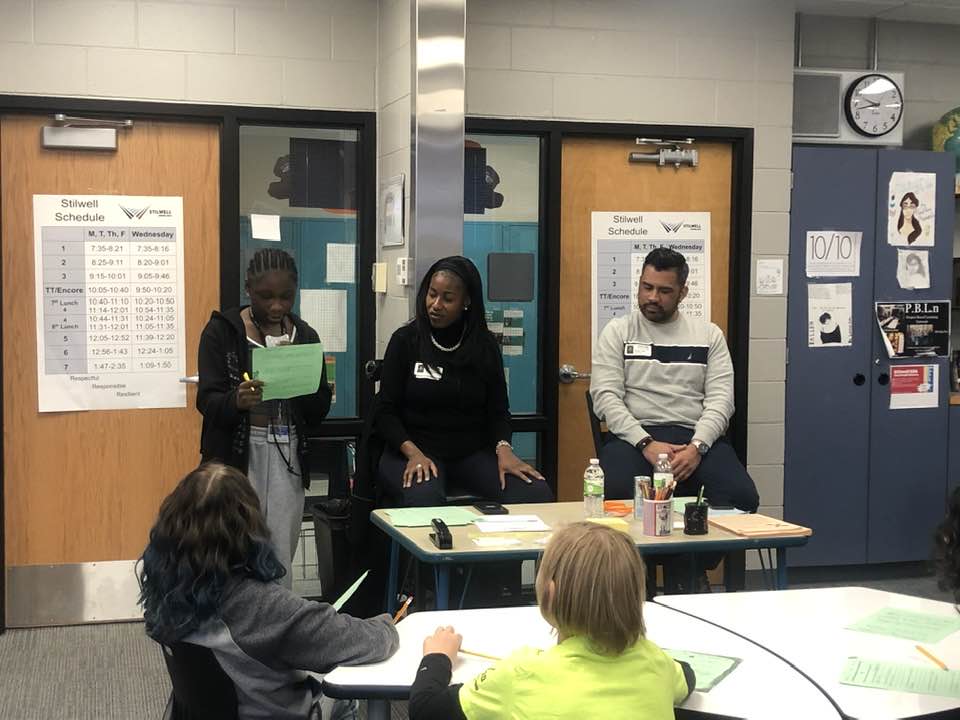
[41,225,180,375]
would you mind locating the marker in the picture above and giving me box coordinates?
[393,596,413,624]
[916,645,948,671]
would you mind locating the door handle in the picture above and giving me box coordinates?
[559,364,590,384]
[179,375,198,384]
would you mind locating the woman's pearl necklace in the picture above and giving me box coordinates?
[430,329,464,352]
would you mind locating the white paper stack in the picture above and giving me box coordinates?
[472,515,550,533]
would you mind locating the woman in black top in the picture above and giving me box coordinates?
[377,256,553,506]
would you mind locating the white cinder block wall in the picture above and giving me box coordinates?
[376,0,413,358]
[0,0,378,109]
[464,0,796,527]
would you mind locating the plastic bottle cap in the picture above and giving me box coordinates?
[589,458,599,465]
[657,453,668,460]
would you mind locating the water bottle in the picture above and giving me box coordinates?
[653,453,674,493]
[583,458,605,518]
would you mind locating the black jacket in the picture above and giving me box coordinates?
[197,307,332,486]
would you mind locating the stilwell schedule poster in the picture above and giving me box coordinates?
[33,195,186,412]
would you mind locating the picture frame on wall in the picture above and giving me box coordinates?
[380,174,404,247]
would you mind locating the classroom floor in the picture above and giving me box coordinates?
[0,563,951,720]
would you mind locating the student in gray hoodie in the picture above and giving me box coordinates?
[139,462,398,720]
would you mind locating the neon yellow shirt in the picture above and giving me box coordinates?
[458,635,688,720]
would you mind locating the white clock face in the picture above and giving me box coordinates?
[845,74,903,137]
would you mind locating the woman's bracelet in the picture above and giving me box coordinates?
[495,440,512,453]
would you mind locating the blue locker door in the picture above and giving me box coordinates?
[867,150,953,563]
[785,147,877,566]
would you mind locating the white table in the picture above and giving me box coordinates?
[321,604,840,720]
[656,587,960,719]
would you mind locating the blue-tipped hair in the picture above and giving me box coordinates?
[137,462,285,644]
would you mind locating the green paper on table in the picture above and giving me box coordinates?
[332,570,369,611]
[664,649,741,692]
[840,657,960,698]
[385,506,480,527]
[846,607,960,644]
[252,344,325,401]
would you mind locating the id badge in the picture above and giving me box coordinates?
[270,424,291,445]
[413,362,443,381]
[624,342,652,358]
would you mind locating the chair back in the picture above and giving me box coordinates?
[161,641,238,720]
[585,390,605,457]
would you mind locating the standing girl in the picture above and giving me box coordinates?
[197,248,331,587]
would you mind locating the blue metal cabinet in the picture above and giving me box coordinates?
[867,151,952,563]
[785,147,877,566]
[785,147,953,566]
[949,405,960,496]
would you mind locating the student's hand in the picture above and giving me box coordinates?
[496,446,545,489]
[235,379,264,411]
[423,625,462,664]
[641,441,685,466]
[670,445,702,483]
[401,444,438,488]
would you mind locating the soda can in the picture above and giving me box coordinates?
[634,475,651,520]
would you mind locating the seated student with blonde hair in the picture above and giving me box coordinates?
[407,522,695,719]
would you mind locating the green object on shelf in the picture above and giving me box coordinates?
[932,107,960,174]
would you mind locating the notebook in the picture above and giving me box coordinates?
[707,513,812,537]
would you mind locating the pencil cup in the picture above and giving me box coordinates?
[683,503,709,535]
[642,498,672,536]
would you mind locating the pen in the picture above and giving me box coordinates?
[916,645,949,671]
[460,648,502,661]
[243,372,251,382]
[393,596,413,624]
[696,486,705,506]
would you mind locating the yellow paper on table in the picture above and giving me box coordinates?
[252,344,324,401]
[586,517,631,534]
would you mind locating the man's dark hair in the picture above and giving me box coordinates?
[642,247,689,285]
[819,313,832,324]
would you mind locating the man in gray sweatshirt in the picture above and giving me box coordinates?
[590,248,758,512]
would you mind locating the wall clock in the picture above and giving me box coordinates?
[844,73,904,137]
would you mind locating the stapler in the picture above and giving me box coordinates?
[429,518,453,549]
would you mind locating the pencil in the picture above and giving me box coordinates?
[916,645,948,671]
[392,596,413,624]
[460,648,502,661]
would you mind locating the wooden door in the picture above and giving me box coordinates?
[2,116,219,572]
[557,138,733,500]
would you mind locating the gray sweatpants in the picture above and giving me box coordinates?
[248,425,304,590]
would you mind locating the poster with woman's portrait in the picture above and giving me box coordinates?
[887,171,935,247]
[896,249,931,290]
[808,282,852,348]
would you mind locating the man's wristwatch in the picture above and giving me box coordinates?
[636,437,653,452]
[692,439,710,456]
